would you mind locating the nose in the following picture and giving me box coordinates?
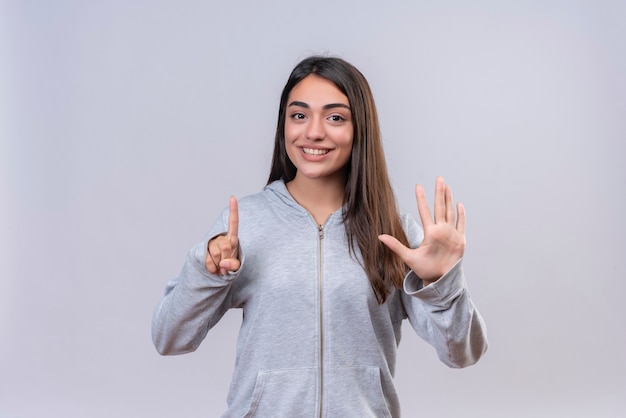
[305,116,325,141]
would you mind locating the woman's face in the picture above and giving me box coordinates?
[284,75,353,183]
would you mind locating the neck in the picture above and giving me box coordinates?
[286,173,346,224]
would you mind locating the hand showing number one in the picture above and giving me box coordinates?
[206,196,240,275]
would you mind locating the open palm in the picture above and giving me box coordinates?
[379,177,466,286]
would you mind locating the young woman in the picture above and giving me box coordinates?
[152,56,488,417]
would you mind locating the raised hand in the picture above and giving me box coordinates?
[206,196,240,275]
[378,177,466,286]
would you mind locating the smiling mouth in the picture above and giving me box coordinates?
[302,147,329,156]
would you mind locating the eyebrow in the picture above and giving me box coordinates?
[287,101,351,110]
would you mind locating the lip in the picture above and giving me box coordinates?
[298,146,331,162]
[302,147,330,156]
[300,147,330,163]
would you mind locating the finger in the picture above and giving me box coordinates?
[227,196,239,243]
[206,243,221,274]
[433,176,446,224]
[415,184,433,228]
[445,184,454,224]
[218,239,232,259]
[456,202,466,235]
[205,257,218,274]
[378,234,411,262]
[219,258,241,273]
[217,239,235,276]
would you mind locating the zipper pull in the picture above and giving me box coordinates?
[318,224,324,240]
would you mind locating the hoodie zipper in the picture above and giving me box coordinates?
[318,223,324,418]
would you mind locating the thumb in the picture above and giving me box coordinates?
[219,258,241,273]
[378,234,411,261]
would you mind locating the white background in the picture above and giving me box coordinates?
[2,1,625,417]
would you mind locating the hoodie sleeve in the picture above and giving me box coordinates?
[399,213,488,368]
[151,208,244,355]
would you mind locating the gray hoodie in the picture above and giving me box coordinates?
[152,180,488,417]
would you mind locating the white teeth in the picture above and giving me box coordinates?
[303,148,329,155]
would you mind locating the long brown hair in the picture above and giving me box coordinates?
[268,56,409,304]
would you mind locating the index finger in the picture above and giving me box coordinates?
[227,196,239,239]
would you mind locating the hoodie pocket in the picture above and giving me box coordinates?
[243,368,317,418]
[325,366,393,418]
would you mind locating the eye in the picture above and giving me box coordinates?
[290,112,306,120]
[328,114,345,122]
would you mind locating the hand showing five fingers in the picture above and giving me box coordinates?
[206,196,240,275]
[378,177,466,286]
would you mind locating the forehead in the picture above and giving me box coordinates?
[288,75,349,105]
